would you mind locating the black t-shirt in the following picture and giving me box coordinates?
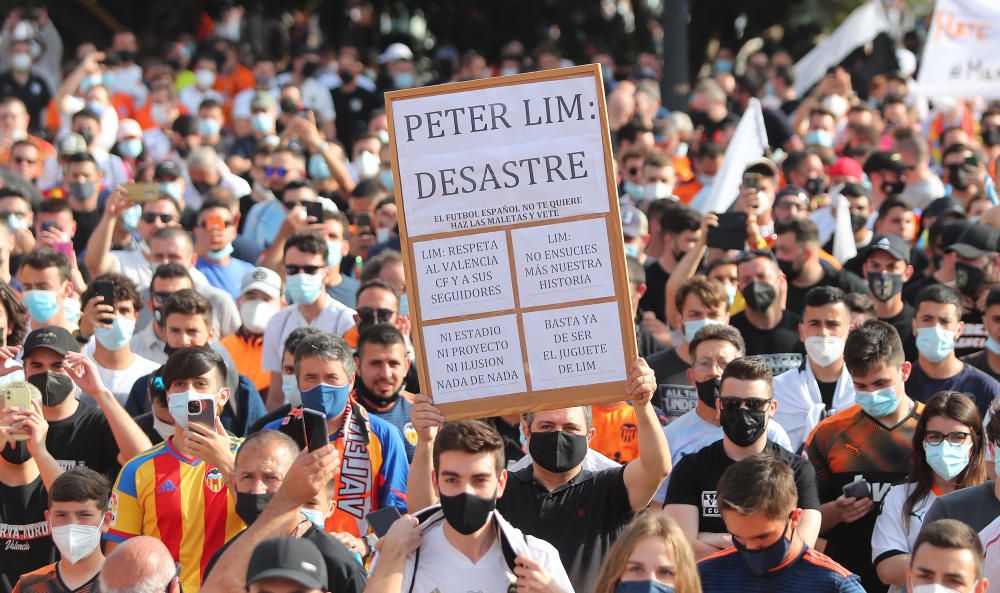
[0,72,51,134]
[71,209,102,254]
[203,524,365,593]
[957,310,988,360]
[904,362,1000,416]
[497,465,632,593]
[46,399,121,482]
[0,477,53,593]
[639,260,670,322]
[486,417,525,466]
[881,303,916,362]
[729,310,803,356]
[636,325,666,359]
[962,350,1000,382]
[665,440,820,534]
[645,347,691,387]
[817,379,838,409]
[331,86,379,154]
[785,264,868,313]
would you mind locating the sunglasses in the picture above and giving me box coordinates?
[142,213,175,224]
[718,396,773,411]
[198,219,234,228]
[265,166,289,177]
[357,307,394,323]
[285,264,324,275]
[627,167,639,176]
[151,291,173,304]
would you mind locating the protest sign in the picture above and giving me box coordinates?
[385,64,636,419]
[914,0,1000,98]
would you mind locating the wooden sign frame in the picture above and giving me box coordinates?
[385,64,637,419]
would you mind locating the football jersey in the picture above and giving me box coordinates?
[106,437,245,593]
[589,402,668,464]
[804,401,923,593]
[12,563,99,593]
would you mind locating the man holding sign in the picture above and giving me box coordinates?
[405,359,670,593]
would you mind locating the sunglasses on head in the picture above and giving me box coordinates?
[142,213,175,224]
[357,307,394,323]
[285,264,324,275]
[719,396,773,411]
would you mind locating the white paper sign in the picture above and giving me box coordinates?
[511,218,615,308]
[914,0,1000,98]
[391,77,611,237]
[522,302,626,391]
[413,231,514,321]
[423,315,526,403]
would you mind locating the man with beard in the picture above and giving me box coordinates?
[774,218,867,313]
[353,323,416,461]
[730,250,802,355]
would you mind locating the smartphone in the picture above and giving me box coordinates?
[707,212,748,250]
[1,382,35,441]
[93,280,115,307]
[123,182,160,201]
[187,398,216,428]
[366,506,402,538]
[277,414,307,450]
[41,220,59,233]
[842,478,872,500]
[302,407,329,451]
[203,211,226,233]
[742,172,761,190]
[304,202,325,223]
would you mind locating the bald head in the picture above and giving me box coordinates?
[101,536,177,593]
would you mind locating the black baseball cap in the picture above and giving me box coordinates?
[863,151,914,175]
[23,326,80,357]
[246,537,327,590]
[840,181,870,199]
[947,223,1000,259]
[154,161,182,181]
[923,196,965,220]
[866,234,910,264]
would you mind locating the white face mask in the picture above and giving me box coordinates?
[239,299,279,334]
[353,150,381,179]
[804,336,846,368]
[282,373,301,407]
[51,522,103,564]
[642,181,673,200]
[911,584,966,593]
[152,414,175,441]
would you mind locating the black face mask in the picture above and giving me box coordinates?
[804,176,826,197]
[28,371,75,407]
[153,306,166,328]
[439,490,496,535]
[720,408,767,447]
[867,271,904,302]
[192,180,213,195]
[850,212,868,234]
[947,164,973,190]
[529,430,588,474]
[742,281,777,311]
[77,130,94,146]
[955,262,986,297]
[776,258,800,281]
[672,249,688,264]
[983,127,1000,147]
[695,378,720,407]
[339,69,355,84]
[881,180,905,196]
[235,491,275,526]
[353,374,402,408]
[1,440,31,465]
[164,343,178,356]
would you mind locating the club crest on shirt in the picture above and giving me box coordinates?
[619,423,638,443]
[109,492,119,525]
[701,490,719,516]
[205,468,225,493]
[403,422,418,446]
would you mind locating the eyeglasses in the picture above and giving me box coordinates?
[142,213,175,224]
[265,166,289,177]
[924,431,972,446]
[285,264,324,275]
[719,396,773,411]
[357,307,394,323]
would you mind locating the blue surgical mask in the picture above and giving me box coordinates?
[615,581,675,593]
[207,243,234,261]
[916,326,956,363]
[198,117,221,138]
[501,67,520,77]
[282,373,301,407]
[683,318,719,343]
[301,382,351,419]
[117,138,143,159]
[624,243,641,260]
[121,204,142,231]
[392,72,415,89]
[724,284,737,307]
[25,290,60,322]
[300,508,326,528]
[714,59,733,74]
[95,315,136,351]
[622,181,644,201]
[378,169,394,191]
[327,240,343,267]
[63,298,82,327]
[286,272,325,305]
[923,441,971,481]
[6,213,27,231]
[159,182,182,201]
[855,384,899,418]
[804,129,834,148]
[399,293,409,316]
[308,153,331,180]
[733,516,793,576]
[988,337,1000,356]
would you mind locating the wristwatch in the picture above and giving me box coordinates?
[363,533,378,557]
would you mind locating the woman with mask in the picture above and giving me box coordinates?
[872,390,986,593]
[593,510,702,593]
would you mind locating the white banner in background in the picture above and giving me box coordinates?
[691,98,768,214]
[792,0,891,96]
[914,0,1000,98]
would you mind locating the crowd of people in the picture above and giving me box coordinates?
[0,3,998,593]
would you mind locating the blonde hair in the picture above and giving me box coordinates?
[593,511,702,593]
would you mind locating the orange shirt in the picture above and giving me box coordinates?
[214,64,255,102]
[0,135,54,177]
[220,332,269,393]
[673,179,702,205]
[590,402,643,463]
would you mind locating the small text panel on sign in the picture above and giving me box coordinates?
[413,230,514,321]
[511,217,615,308]
[522,301,626,391]
[422,314,526,404]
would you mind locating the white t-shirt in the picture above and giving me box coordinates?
[261,297,357,373]
[652,411,793,503]
[111,249,153,289]
[871,482,938,593]
[81,340,161,405]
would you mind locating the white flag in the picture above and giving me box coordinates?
[832,193,858,263]
[792,0,891,96]
[913,0,1000,98]
[691,98,769,214]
